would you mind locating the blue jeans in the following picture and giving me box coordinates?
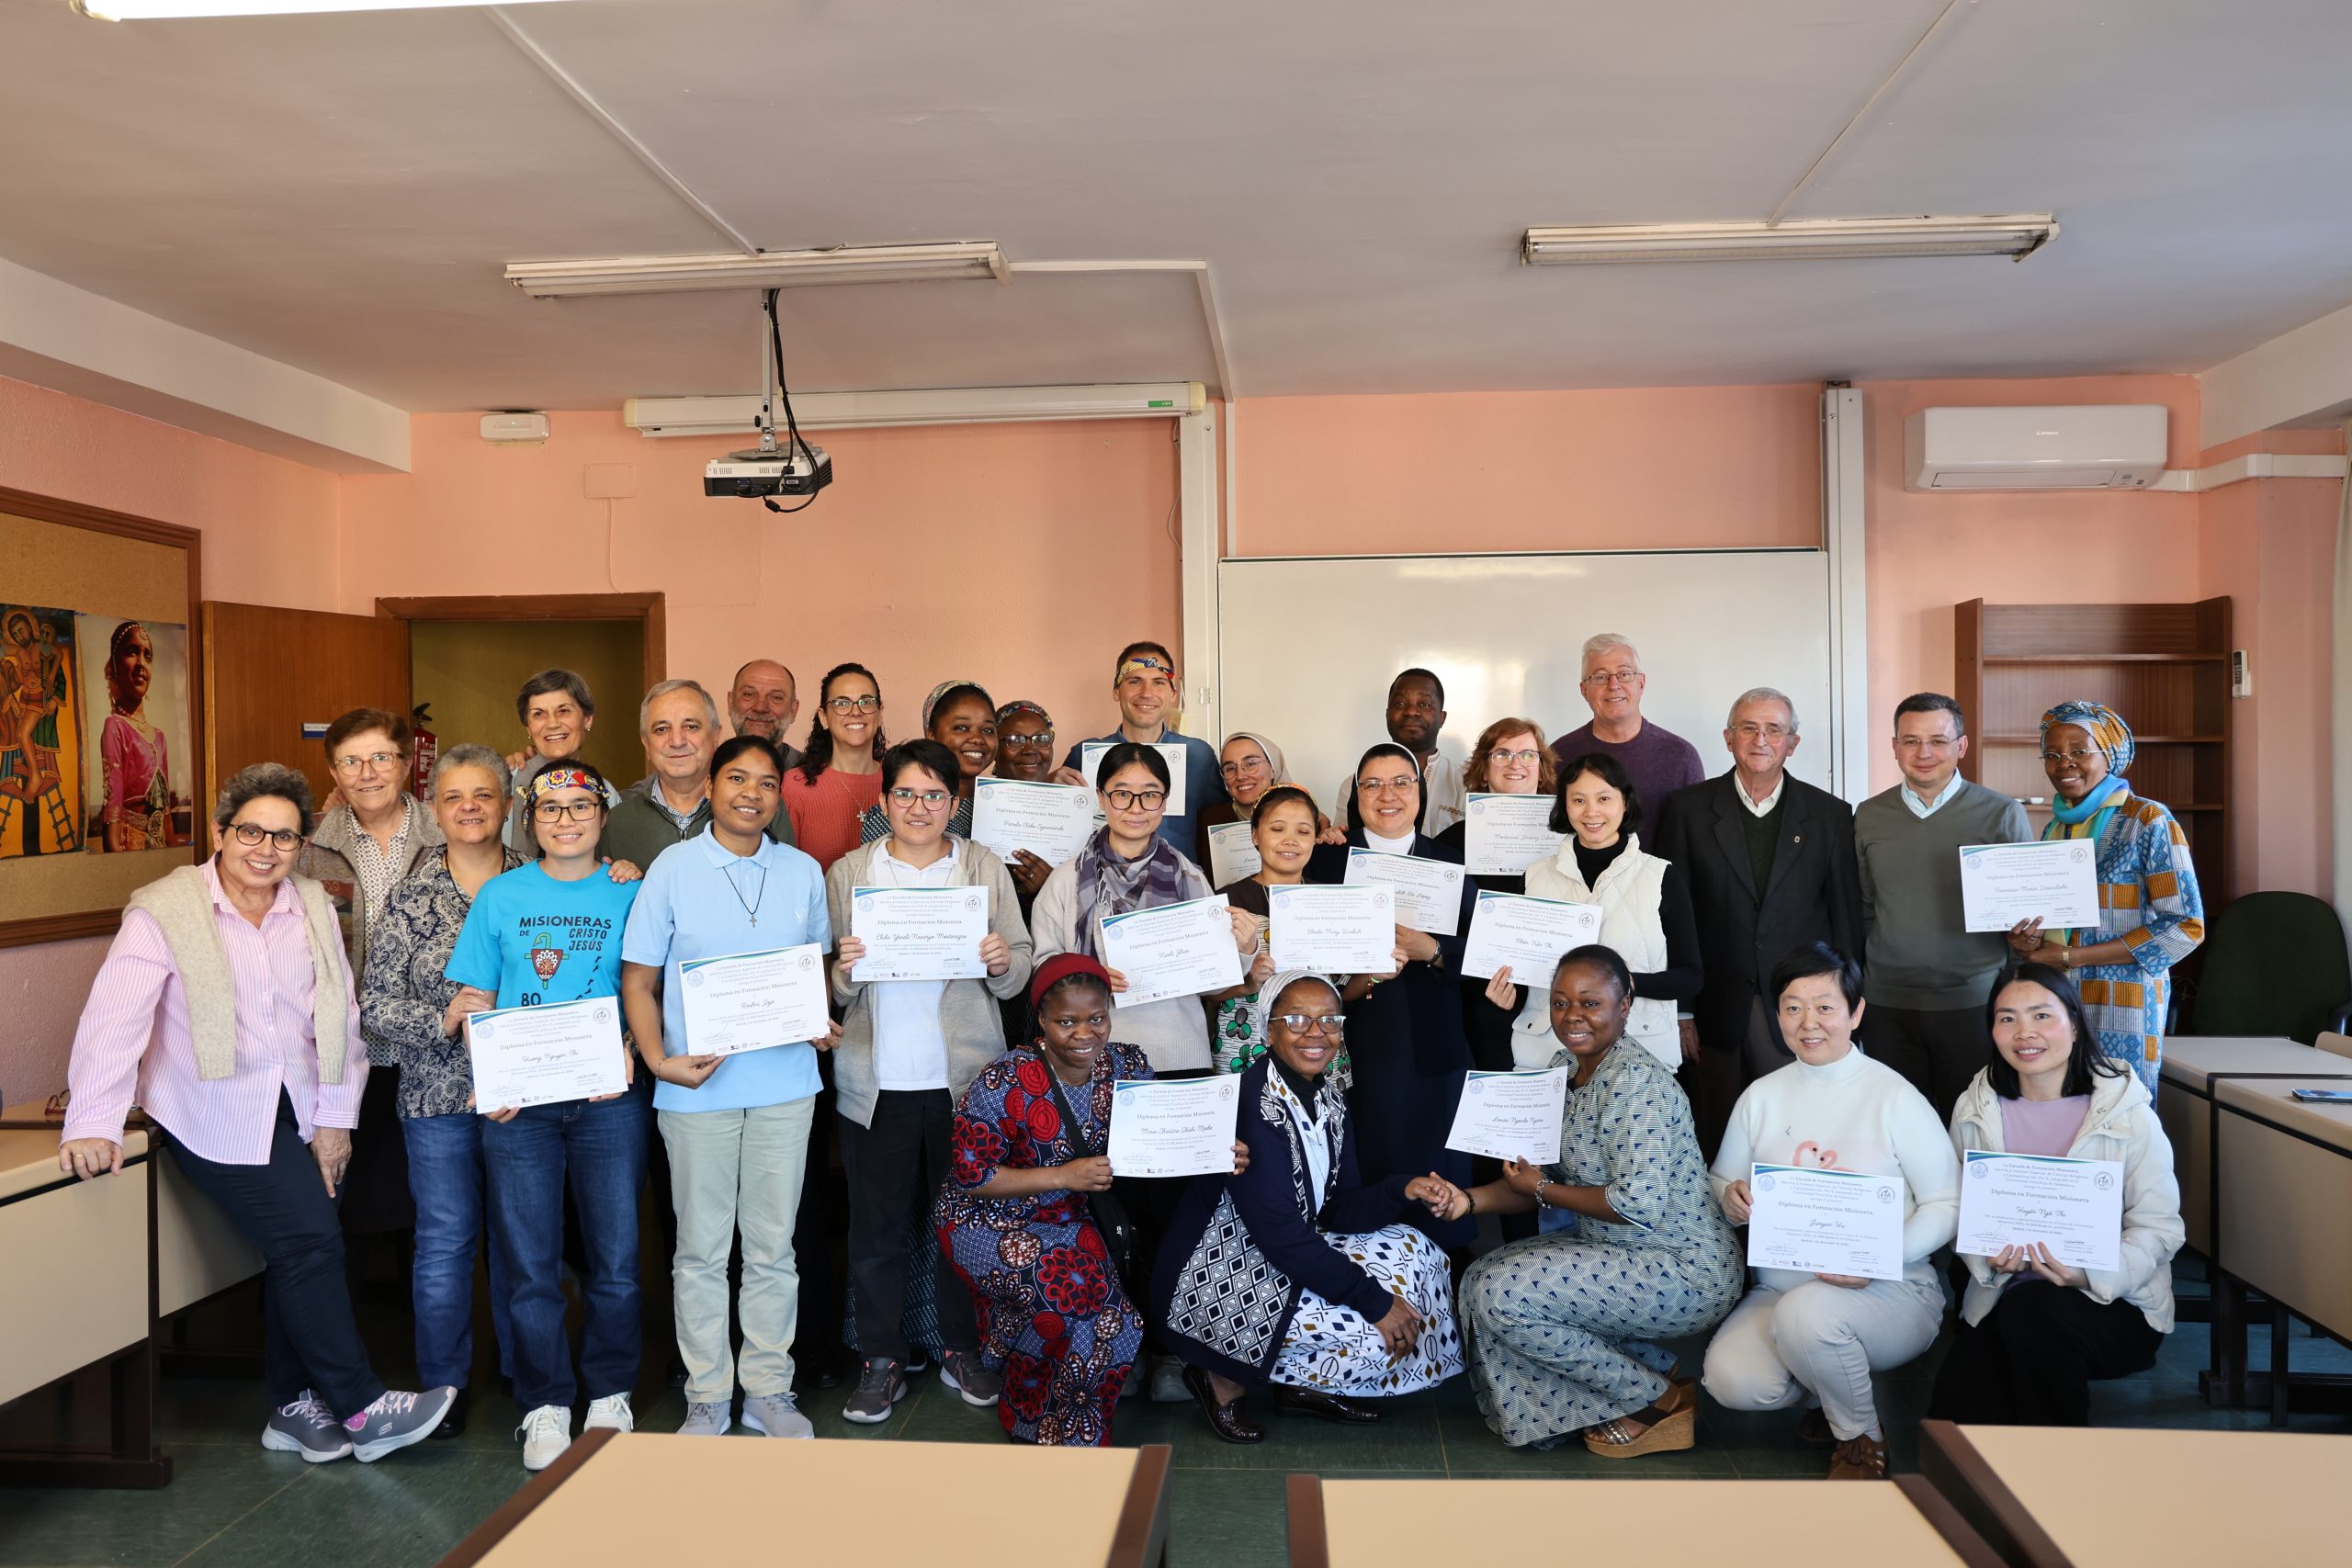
[483,1093,648,1412]
[403,1111,515,1390]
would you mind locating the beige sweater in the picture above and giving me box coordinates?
[124,863,352,1083]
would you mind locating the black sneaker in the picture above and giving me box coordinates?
[842,1358,907,1425]
[939,1348,1002,1407]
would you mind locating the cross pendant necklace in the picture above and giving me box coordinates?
[726,861,767,927]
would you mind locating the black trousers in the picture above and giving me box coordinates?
[838,1089,976,1363]
[1927,1280,2163,1427]
[162,1093,386,1418]
[1866,1004,1994,1123]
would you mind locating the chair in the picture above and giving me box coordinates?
[2182,891,2352,1044]
[2318,1031,2352,1061]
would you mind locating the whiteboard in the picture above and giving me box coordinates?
[1215,550,1840,816]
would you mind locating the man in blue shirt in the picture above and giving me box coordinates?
[618,736,836,1441]
[1055,639,1226,857]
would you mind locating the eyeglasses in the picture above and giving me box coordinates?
[1002,729,1055,747]
[228,821,305,851]
[1894,736,1958,751]
[1271,1013,1345,1035]
[1357,774,1418,794]
[533,799,603,822]
[1220,757,1270,777]
[1487,748,1543,766]
[2040,747,2101,765]
[1733,723,1792,741]
[888,788,950,808]
[1582,671,1638,689]
[332,750,402,774]
[826,694,881,715]
[1105,787,1167,811]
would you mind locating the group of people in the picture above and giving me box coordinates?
[53,631,2202,1480]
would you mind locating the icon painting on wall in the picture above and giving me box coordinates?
[0,604,84,858]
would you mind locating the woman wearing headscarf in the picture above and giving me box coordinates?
[1195,730,1288,872]
[1156,971,1464,1443]
[1306,743,1480,1247]
[859,680,992,846]
[2005,701,2204,1092]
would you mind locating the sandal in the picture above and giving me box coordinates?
[1584,1380,1696,1459]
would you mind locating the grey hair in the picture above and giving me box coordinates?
[1726,686,1801,735]
[213,762,316,836]
[639,678,718,735]
[428,742,513,798]
[1580,633,1640,673]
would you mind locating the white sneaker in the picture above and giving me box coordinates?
[517,1404,572,1472]
[583,1393,634,1433]
[677,1400,731,1438]
[1148,1354,1189,1403]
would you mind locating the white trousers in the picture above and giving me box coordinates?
[659,1098,815,1402]
[1701,1274,1943,1441]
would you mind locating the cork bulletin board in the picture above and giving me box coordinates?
[0,485,204,947]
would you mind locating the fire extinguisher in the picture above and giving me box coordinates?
[411,703,438,797]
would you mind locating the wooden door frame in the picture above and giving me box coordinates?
[375,593,666,697]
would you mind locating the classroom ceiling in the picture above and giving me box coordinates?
[4,0,2352,412]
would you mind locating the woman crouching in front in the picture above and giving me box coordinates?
[1153,971,1463,1442]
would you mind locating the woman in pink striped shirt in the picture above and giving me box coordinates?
[59,762,454,1465]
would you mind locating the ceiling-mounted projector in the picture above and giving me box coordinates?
[704,443,831,500]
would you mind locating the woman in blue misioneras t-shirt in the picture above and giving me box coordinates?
[447,761,642,1475]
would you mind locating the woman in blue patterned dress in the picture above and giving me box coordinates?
[1430,945,1740,1456]
[2005,701,2205,1092]
[935,953,1247,1445]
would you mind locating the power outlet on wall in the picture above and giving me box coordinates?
[2231,649,2252,698]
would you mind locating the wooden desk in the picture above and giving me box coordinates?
[1284,1474,2001,1567]
[2211,1077,2352,1422]
[441,1434,1171,1568]
[1919,1421,2346,1567]
[2156,1035,2351,1253]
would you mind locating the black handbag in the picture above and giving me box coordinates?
[1036,1057,1147,1299]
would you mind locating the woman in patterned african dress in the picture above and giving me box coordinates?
[936,953,1248,1445]
[1430,945,1740,1457]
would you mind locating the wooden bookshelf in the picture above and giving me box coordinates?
[1955,598,2233,902]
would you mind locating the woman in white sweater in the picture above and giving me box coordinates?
[1702,942,1959,1481]
[1929,963,2182,1427]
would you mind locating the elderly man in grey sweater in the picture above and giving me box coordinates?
[1855,694,2031,1118]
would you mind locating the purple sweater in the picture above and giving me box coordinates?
[1551,718,1706,823]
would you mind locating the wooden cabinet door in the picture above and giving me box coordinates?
[199,602,409,813]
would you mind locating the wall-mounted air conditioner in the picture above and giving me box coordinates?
[1904,404,2168,491]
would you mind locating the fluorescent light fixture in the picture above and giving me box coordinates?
[623,383,1206,437]
[75,0,576,17]
[506,243,1010,299]
[1521,214,2057,265]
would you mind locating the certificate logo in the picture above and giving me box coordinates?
[594,1006,612,1025]
[964,894,983,911]
[2068,846,2090,863]
[1466,1079,1484,1098]
[1755,1173,1776,1193]
[1874,1184,1895,1204]
[2094,1170,2115,1190]
[797,953,816,971]
[855,894,876,915]
[687,970,706,987]
[1272,891,1291,912]
[1470,799,1487,816]
[473,1019,494,1040]
[1372,890,1391,911]
[1969,1161,1989,1179]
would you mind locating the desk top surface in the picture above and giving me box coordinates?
[0,1103,147,1203]
[472,1435,1141,1566]
[2157,1036,2348,1091]
[1318,1480,1972,1565]
[2211,1077,2352,1150]
[1957,1426,2344,1565]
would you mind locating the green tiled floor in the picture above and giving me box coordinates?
[5,1268,2346,1568]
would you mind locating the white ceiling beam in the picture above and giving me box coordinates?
[0,256,410,474]
[2199,295,2352,451]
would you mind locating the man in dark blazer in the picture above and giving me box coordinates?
[1654,686,1864,1158]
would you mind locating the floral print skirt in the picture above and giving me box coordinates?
[939,1200,1143,1446]
[1271,1223,1462,1396]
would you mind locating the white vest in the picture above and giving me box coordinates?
[1515,833,1678,1071]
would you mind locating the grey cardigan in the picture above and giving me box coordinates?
[823,838,1035,1128]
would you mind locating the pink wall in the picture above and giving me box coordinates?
[1234,385,1824,556]
[0,374,345,1109]
[339,412,1181,762]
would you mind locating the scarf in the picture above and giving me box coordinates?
[1069,825,1209,959]
[2048,771,2128,830]
[922,678,989,731]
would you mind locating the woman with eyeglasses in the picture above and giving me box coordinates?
[1157,971,1464,1443]
[1213,785,1374,1077]
[989,700,1059,910]
[825,738,1035,1425]
[1193,731,1284,874]
[2002,702,2204,1091]
[1305,743,1480,1246]
[298,707,443,1240]
[857,680,994,848]
[1433,716,1556,1066]
[61,763,456,1465]
[444,761,646,1472]
[782,661,887,873]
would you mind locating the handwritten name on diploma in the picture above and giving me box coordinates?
[1955,1150,2123,1270]
[849,886,989,981]
[1107,1077,1242,1178]
[467,998,628,1111]
[1744,1164,1907,1281]
[1444,1067,1568,1165]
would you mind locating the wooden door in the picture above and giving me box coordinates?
[200,602,410,814]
